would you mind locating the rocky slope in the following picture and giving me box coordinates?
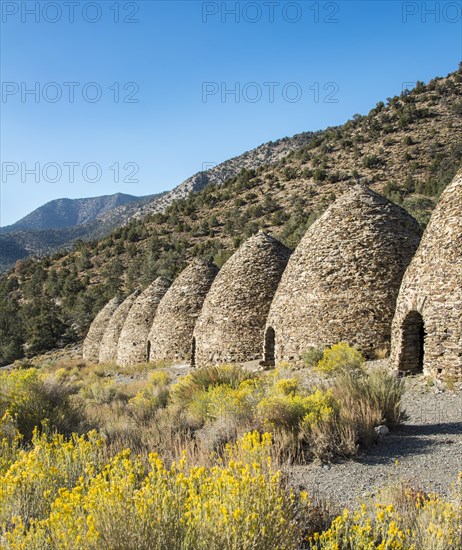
[129,133,317,221]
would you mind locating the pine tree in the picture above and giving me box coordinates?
[104,257,124,294]
[22,294,66,356]
[0,296,24,364]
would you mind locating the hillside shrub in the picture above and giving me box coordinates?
[451,100,462,116]
[362,155,383,168]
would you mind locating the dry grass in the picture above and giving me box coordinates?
[171,365,255,406]
[374,346,390,360]
[300,367,406,461]
[0,355,407,467]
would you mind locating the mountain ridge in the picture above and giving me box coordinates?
[127,132,318,222]
[0,193,163,271]
[2,192,147,232]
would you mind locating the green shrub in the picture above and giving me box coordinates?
[301,347,324,369]
[80,378,128,405]
[362,155,383,168]
[451,100,462,116]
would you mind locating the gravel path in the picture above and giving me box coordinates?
[288,378,462,508]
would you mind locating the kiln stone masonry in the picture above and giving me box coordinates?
[99,290,140,363]
[148,259,219,364]
[390,169,462,379]
[265,185,422,365]
[116,277,171,366]
[82,296,121,363]
[194,232,291,367]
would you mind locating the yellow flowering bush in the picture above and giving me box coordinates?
[147,370,170,386]
[0,369,49,440]
[186,381,257,428]
[171,364,255,407]
[5,432,307,550]
[0,369,81,440]
[0,429,104,535]
[310,474,462,549]
[316,342,365,374]
[274,378,299,395]
[0,416,22,474]
[257,389,338,433]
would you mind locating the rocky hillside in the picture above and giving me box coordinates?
[129,132,317,221]
[0,65,461,365]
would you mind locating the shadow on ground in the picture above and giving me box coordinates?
[353,421,462,465]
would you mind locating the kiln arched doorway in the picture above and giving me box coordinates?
[190,337,196,368]
[398,311,425,374]
[263,326,276,366]
[146,340,151,362]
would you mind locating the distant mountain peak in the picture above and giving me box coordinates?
[3,192,142,232]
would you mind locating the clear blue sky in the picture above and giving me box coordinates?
[1,0,461,226]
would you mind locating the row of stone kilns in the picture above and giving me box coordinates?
[84,170,462,379]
